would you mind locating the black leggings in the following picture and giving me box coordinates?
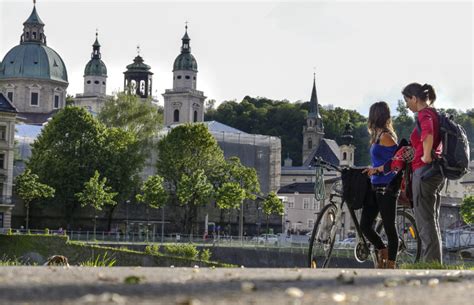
[360,189,399,261]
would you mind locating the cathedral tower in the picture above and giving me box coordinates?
[163,25,206,126]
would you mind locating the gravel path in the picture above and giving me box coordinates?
[0,266,473,304]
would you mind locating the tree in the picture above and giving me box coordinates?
[76,170,117,237]
[28,106,106,225]
[393,100,415,142]
[156,123,226,235]
[136,175,169,209]
[14,169,55,230]
[98,92,162,146]
[460,195,474,225]
[100,127,144,229]
[262,192,284,236]
[27,106,144,228]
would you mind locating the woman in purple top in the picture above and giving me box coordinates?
[361,101,399,269]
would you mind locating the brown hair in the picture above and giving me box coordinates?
[402,83,437,105]
[368,101,397,144]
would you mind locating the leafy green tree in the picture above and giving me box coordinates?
[100,127,144,229]
[28,106,106,225]
[460,195,474,225]
[136,175,168,209]
[14,169,55,230]
[156,123,226,234]
[262,191,284,235]
[393,100,415,142]
[98,92,163,147]
[27,106,145,228]
[76,170,117,237]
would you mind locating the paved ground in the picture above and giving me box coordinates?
[0,266,473,305]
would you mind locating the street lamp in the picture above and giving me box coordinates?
[125,200,130,241]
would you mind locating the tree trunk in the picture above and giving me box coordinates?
[106,204,118,231]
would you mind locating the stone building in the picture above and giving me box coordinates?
[0,93,17,231]
[0,4,68,125]
[74,32,109,115]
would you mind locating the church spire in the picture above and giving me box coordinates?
[181,22,191,54]
[309,72,321,118]
[21,1,46,44]
[91,30,101,59]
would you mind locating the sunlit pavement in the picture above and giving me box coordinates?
[0,267,473,304]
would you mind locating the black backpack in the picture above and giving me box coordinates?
[417,110,470,180]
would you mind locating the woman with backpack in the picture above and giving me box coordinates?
[361,101,400,269]
[402,83,445,264]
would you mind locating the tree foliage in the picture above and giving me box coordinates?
[98,92,163,147]
[156,124,260,234]
[27,106,144,226]
[14,169,55,229]
[262,191,284,234]
[28,106,106,223]
[461,195,474,225]
[136,175,168,209]
[206,96,474,166]
[262,191,284,217]
[76,170,117,212]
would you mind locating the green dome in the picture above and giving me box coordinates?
[84,58,107,77]
[126,55,151,72]
[0,43,68,83]
[173,53,198,72]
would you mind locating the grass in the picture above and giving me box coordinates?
[79,252,117,267]
[0,255,22,266]
[400,261,474,270]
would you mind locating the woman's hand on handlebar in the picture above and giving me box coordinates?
[362,165,383,176]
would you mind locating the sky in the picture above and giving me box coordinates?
[0,0,472,115]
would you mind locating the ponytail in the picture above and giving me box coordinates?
[402,82,437,105]
[420,83,437,104]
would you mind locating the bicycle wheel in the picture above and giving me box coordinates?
[376,208,421,265]
[308,203,339,268]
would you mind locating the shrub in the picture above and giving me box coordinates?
[163,243,199,259]
[145,244,160,255]
[6,228,12,235]
[44,228,50,235]
[200,249,212,261]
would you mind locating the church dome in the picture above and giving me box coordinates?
[173,53,198,72]
[84,58,107,77]
[0,43,68,83]
[125,55,151,72]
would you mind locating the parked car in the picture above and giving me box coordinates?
[252,234,279,245]
[340,237,356,248]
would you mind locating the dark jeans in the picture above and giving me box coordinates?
[360,188,399,261]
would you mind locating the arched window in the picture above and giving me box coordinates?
[193,110,198,122]
[308,138,312,149]
[343,152,347,160]
[174,109,180,122]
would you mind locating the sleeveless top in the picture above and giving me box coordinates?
[370,131,397,186]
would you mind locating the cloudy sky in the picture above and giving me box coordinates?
[1,0,472,115]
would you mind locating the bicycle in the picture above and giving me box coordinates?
[308,158,421,268]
